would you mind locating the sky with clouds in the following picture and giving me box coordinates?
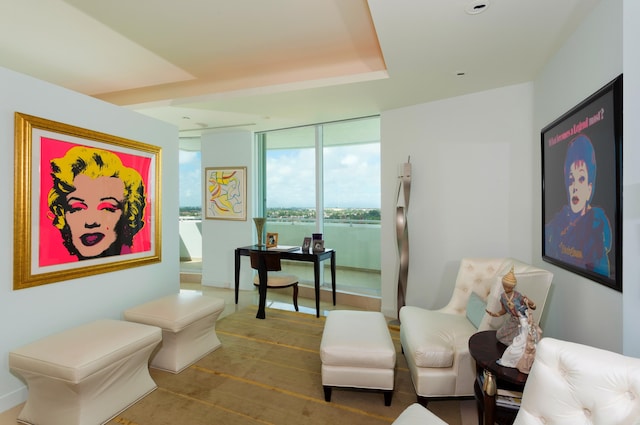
[179,144,380,209]
[266,143,380,208]
[179,150,202,207]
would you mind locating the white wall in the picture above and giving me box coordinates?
[0,67,180,412]
[380,83,535,318]
[533,0,623,351]
[200,130,255,290]
[380,0,631,354]
[622,0,640,357]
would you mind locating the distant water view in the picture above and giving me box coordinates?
[179,207,382,296]
[180,207,380,223]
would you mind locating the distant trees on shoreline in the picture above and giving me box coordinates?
[180,207,380,222]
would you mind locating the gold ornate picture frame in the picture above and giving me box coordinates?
[14,112,162,290]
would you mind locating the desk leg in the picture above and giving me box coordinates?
[313,259,320,318]
[234,249,240,304]
[330,251,336,306]
[256,256,267,319]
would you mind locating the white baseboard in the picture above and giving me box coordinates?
[0,386,26,416]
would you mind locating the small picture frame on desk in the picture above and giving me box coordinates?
[301,237,312,252]
[312,239,325,252]
[266,232,278,248]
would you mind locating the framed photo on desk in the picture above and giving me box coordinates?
[266,232,278,248]
[301,237,311,252]
[312,239,325,252]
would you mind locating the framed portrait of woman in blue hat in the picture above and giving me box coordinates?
[541,74,622,292]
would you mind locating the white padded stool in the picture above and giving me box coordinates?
[320,310,396,405]
[9,319,161,425]
[123,291,225,373]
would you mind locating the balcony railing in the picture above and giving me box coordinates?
[179,218,381,296]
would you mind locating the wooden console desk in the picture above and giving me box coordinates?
[234,245,336,318]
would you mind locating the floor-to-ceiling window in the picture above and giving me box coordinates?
[257,116,381,296]
[178,147,202,264]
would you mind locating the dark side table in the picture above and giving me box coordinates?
[468,330,528,425]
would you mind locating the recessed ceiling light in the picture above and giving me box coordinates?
[465,0,490,15]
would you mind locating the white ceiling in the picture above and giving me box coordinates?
[0,0,600,138]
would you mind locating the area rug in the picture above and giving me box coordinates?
[108,307,462,425]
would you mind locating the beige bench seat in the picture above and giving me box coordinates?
[9,319,161,425]
[123,291,225,373]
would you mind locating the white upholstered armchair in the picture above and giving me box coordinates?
[399,258,553,404]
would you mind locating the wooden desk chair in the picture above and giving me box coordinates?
[249,251,299,311]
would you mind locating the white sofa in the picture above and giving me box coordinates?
[391,403,447,425]
[514,337,640,424]
[393,336,640,424]
[399,258,553,403]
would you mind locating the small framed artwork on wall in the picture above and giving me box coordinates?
[204,166,247,221]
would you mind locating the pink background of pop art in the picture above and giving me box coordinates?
[38,137,153,267]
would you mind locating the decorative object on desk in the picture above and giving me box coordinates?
[253,217,266,246]
[395,157,411,319]
[312,233,322,241]
[302,237,312,252]
[266,232,278,248]
[204,166,247,221]
[485,266,537,345]
[312,239,325,252]
[268,245,298,252]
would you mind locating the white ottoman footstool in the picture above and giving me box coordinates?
[320,310,396,405]
[9,319,161,425]
[124,291,225,373]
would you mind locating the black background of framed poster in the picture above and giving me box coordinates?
[541,74,623,292]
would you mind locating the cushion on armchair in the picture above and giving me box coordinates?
[465,292,487,328]
[401,307,476,368]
